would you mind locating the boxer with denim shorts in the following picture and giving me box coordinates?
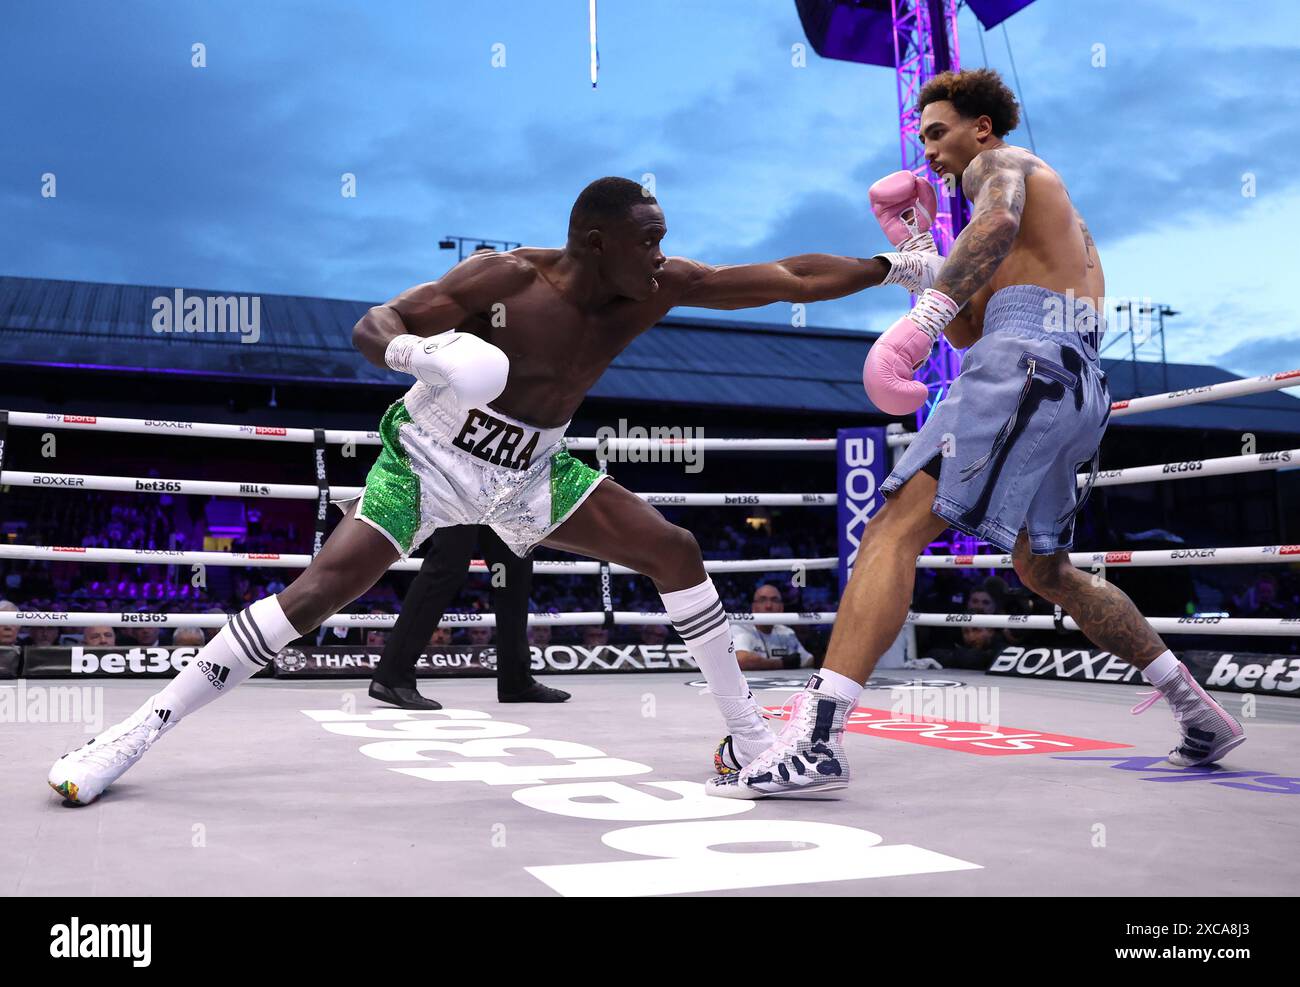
[883,283,1109,556]
[710,67,1244,801]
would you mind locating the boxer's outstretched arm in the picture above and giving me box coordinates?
[351,251,532,368]
[672,254,889,310]
[931,148,1028,307]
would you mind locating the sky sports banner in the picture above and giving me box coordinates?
[18,644,699,678]
[836,426,889,593]
[988,646,1300,698]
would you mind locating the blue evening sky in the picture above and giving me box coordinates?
[2,0,1297,375]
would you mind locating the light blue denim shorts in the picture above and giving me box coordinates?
[883,284,1110,555]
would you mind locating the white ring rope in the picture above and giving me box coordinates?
[6,412,382,446]
[0,470,831,507]
[4,446,1295,504]
[887,367,1300,446]
[917,544,1300,569]
[0,610,833,629]
[1107,368,1300,417]
[2,609,1295,636]
[0,543,837,575]
[2,411,832,452]
[3,370,1297,639]
[904,613,1299,636]
[7,368,1296,449]
[0,542,1295,572]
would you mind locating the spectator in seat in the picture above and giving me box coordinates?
[171,627,206,648]
[733,583,814,671]
[640,623,669,647]
[25,625,60,648]
[83,626,117,647]
[0,601,18,647]
[131,625,163,648]
[1245,575,1289,619]
[966,575,1009,615]
[203,607,227,642]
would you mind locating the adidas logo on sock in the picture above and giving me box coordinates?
[196,660,230,690]
[153,708,172,724]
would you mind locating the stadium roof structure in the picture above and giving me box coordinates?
[2,274,1298,432]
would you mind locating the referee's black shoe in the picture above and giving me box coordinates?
[369,680,443,710]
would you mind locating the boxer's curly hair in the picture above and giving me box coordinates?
[919,68,1020,137]
[569,176,657,232]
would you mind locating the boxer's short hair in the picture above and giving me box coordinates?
[570,176,657,231]
[919,68,1020,137]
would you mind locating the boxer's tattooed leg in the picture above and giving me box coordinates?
[1016,547,1165,665]
[1058,579,1166,665]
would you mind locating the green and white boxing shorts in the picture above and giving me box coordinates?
[342,381,606,557]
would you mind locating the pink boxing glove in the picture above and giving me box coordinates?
[863,289,960,415]
[869,170,937,251]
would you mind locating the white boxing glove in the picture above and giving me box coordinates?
[876,249,948,294]
[384,330,510,409]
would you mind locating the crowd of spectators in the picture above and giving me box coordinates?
[2,494,1297,660]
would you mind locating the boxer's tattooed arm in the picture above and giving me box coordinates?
[932,149,1029,307]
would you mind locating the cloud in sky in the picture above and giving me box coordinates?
[1,0,1295,372]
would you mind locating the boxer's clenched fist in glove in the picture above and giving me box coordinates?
[863,288,961,415]
[385,330,510,409]
[869,170,937,250]
[870,170,947,295]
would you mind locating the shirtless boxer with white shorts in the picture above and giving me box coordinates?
[50,177,921,804]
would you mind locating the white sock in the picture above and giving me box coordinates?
[1141,650,1181,688]
[810,667,863,705]
[661,578,763,735]
[140,595,300,729]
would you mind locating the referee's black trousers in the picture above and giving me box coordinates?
[372,525,534,695]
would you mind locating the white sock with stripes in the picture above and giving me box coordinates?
[661,578,766,738]
[134,595,300,731]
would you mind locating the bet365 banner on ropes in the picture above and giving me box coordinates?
[837,427,889,592]
[18,644,698,678]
